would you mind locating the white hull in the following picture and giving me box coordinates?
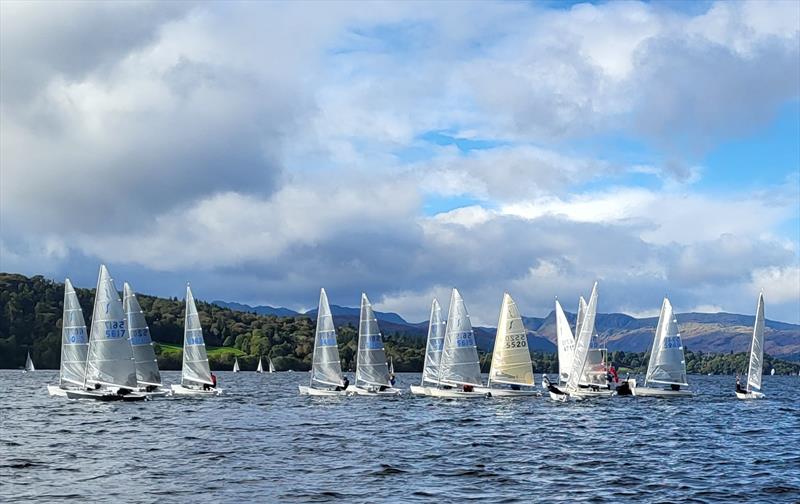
[424,387,490,399]
[409,385,431,396]
[65,389,147,401]
[630,380,693,398]
[483,387,541,397]
[298,385,347,396]
[140,388,171,398]
[170,384,222,396]
[571,387,615,398]
[346,385,402,396]
[549,390,569,402]
[47,385,71,397]
[736,390,765,400]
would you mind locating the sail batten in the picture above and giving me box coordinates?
[181,285,213,386]
[124,282,162,387]
[310,288,344,387]
[644,298,688,387]
[355,293,391,388]
[489,293,534,387]
[438,289,482,387]
[84,265,138,389]
[746,293,765,392]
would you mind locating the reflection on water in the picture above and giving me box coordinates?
[1,371,798,502]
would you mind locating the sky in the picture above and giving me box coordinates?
[1,0,798,325]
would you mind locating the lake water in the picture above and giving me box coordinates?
[1,371,799,503]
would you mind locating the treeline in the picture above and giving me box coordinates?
[2,273,799,376]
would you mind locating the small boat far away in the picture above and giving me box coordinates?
[256,357,264,373]
[268,357,276,373]
[65,265,145,401]
[171,284,222,396]
[233,357,240,373]
[124,282,169,397]
[47,279,88,396]
[410,298,445,396]
[485,292,539,396]
[24,351,35,373]
[347,293,401,396]
[299,288,347,395]
[737,293,766,400]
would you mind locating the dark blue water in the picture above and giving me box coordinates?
[1,371,799,503]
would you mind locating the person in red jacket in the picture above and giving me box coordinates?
[608,364,619,384]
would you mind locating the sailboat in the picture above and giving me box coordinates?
[256,357,264,373]
[171,284,222,396]
[268,357,276,373]
[410,298,446,395]
[737,293,766,399]
[770,368,775,376]
[426,288,489,398]
[485,293,538,396]
[543,298,575,400]
[573,291,612,394]
[124,282,168,397]
[389,356,395,375]
[66,265,145,401]
[346,293,401,396]
[24,351,35,372]
[48,279,89,396]
[627,297,692,398]
[233,357,240,373]
[299,288,347,395]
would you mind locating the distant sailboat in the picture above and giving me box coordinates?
[410,298,445,396]
[268,357,276,373]
[389,356,395,375]
[171,284,222,396]
[737,293,765,400]
[24,351,35,372]
[627,297,692,398]
[66,265,145,401]
[233,357,240,373]
[124,282,168,397]
[346,293,401,396]
[299,288,346,395]
[486,293,538,396]
[256,357,264,373]
[48,279,89,396]
[426,288,488,398]
[770,368,775,376]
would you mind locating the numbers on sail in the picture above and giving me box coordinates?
[663,336,682,349]
[65,327,87,344]
[455,331,475,348]
[365,334,383,349]
[505,333,527,349]
[131,328,150,345]
[318,334,337,347]
[104,320,126,339]
[186,334,204,345]
[430,339,444,352]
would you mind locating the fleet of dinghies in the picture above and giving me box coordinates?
[43,266,778,402]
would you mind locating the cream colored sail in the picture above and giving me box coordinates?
[488,293,534,387]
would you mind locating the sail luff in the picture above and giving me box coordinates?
[488,293,534,387]
[746,293,765,392]
[421,298,445,386]
[555,299,575,385]
[566,282,598,392]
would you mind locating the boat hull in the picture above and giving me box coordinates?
[571,387,615,398]
[735,390,765,400]
[483,387,541,397]
[409,385,431,396]
[298,385,346,396]
[346,385,402,396]
[140,388,171,398]
[65,389,147,401]
[424,387,490,399]
[170,384,222,396]
[47,385,71,397]
[549,390,569,402]
[630,380,693,398]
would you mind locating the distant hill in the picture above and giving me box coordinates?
[213,300,408,325]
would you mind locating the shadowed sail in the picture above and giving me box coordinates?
[489,293,534,387]
[355,293,391,388]
[123,282,162,387]
[268,357,276,373]
[25,352,35,372]
[746,293,765,393]
[645,298,688,387]
[420,298,445,386]
[181,285,213,387]
[84,265,137,389]
[438,288,482,387]
[575,296,587,337]
[309,288,344,387]
[566,282,598,392]
[555,299,575,384]
[59,279,88,386]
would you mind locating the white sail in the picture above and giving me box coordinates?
[355,293,391,388]
[25,351,35,372]
[566,282,598,392]
[268,358,276,373]
[421,298,445,386]
[389,356,395,375]
[555,299,575,384]
[746,293,765,392]
[60,279,88,385]
[309,288,343,387]
[575,296,587,337]
[233,357,240,373]
[181,285,213,386]
[256,358,263,373]
[123,282,162,387]
[645,298,688,387]
[438,288,482,386]
[488,293,534,386]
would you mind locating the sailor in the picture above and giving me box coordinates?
[607,364,619,384]
[736,375,747,394]
[336,376,350,391]
[462,384,474,392]
[389,373,397,387]
[204,372,218,391]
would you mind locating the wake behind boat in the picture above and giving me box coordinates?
[47,279,89,397]
[346,293,401,396]
[299,288,348,396]
[736,293,766,400]
[484,293,539,397]
[171,285,222,396]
